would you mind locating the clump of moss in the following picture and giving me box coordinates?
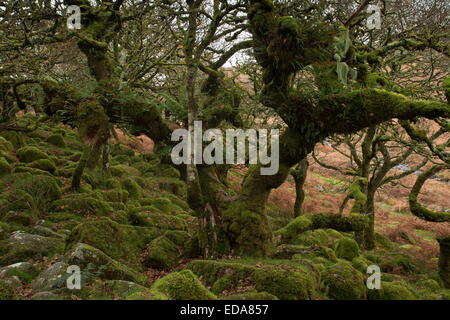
[27,159,57,174]
[66,217,158,268]
[16,146,49,163]
[100,189,129,203]
[368,281,415,300]
[321,261,366,300]
[121,178,142,199]
[144,236,180,270]
[110,165,140,177]
[253,265,318,300]
[151,270,217,300]
[46,134,66,148]
[0,136,13,153]
[0,131,25,148]
[351,256,370,273]
[0,157,12,177]
[12,174,61,211]
[334,237,360,261]
[51,193,113,216]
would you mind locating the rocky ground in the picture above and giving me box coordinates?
[0,114,449,300]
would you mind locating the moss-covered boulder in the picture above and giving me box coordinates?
[253,264,318,300]
[65,243,148,285]
[27,159,56,174]
[16,146,49,163]
[188,259,319,300]
[46,134,66,148]
[321,261,366,300]
[144,236,180,269]
[12,174,61,208]
[66,218,159,268]
[121,178,142,199]
[151,270,217,300]
[51,193,113,216]
[334,237,360,261]
[367,281,415,300]
[0,231,65,266]
[110,165,140,178]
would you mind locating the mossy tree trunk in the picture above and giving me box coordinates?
[291,158,309,217]
[438,237,450,288]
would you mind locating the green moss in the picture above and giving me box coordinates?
[51,193,113,216]
[380,254,416,274]
[275,216,312,240]
[16,146,49,163]
[253,264,318,300]
[292,229,329,246]
[66,217,158,269]
[0,280,16,300]
[211,274,236,295]
[152,270,217,300]
[222,202,273,257]
[121,178,142,199]
[66,243,148,286]
[46,134,66,148]
[110,165,140,177]
[321,261,366,300]
[334,237,360,261]
[144,236,180,270]
[27,159,56,174]
[0,157,12,177]
[100,189,129,203]
[374,232,394,249]
[0,136,13,153]
[12,174,61,211]
[368,281,415,300]
[351,256,369,273]
[0,131,25,148]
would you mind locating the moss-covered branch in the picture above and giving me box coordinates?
[409,165,450,222]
